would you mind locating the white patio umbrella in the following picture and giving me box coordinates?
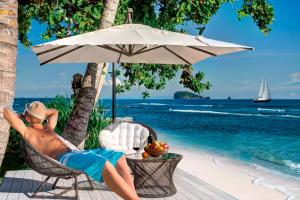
[32,24,253,65]
[32,23,253,122]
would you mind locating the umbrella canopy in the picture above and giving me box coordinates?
[32,23,253,122]
[32,24,253,66]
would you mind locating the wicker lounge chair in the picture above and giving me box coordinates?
[99,122,157,154]
[22,139,94,199]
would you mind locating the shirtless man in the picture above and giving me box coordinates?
[3,101,139,200]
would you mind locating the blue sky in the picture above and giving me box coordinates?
[16,0,300,99]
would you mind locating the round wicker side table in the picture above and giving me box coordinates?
[126,153,182,198]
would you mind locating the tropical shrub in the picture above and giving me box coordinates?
[0,128,28,177]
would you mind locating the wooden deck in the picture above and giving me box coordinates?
[0,169,237,200]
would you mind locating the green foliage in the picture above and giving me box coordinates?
[18,0,105,46]
[0,128,28,177]
[114,0,130,25]
[18,0,274,97]
[237,0,274,34]
[117,63,179,97]
[44,95,73,134]
[180,65,212,93]
[116,63,212,98]
[85,106,110,149]
[43,96,110,148]
[43,95,110,149]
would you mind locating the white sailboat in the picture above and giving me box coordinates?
[254,78,271,102]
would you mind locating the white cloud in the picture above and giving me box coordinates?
[241,79,257,86]
[289,92,297,97]
[289,72,300,84]
[59,72,66,78]
[241,80,250,85]
[104,78,122,86]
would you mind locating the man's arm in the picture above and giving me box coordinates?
[46,109,58,130]
[3,108,28,136]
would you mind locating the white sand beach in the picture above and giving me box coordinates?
[173,146,300,200]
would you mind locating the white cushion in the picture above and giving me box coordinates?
[99,122,149,154]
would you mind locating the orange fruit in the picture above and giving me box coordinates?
[142,152,149,159]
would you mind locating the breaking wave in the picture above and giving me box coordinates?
[258,108,285,112]
[169,109,300,119]
[255,155,300,170]
[139,103,167,106]
[184,104,214,107]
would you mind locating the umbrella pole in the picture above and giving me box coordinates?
[112,63,116,123]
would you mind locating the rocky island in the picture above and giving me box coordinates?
[174,91,209,99]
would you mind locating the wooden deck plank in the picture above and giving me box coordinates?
[32,171,44,199]
[174,173,215,200]
[175,177,201,200]
[168,186,193,200]
[92,180,121,200]
[30,171,42,200]
[92,181,110,200]
[48,177,57,198]
[176,182,213,200]
[6,170,25,200]
[53,178,69,200]
[18,170,34,200]
[76,176,117,200]
[42,175,57,200]
[41,175,53,200]
[111,189,123,200]
[173,183,203,200]
[51,177,71,200]
[31,171,55,200]
[0,171,16,200]
[177,174,223,200]
[99,187,121,200]
[176,169,237,200]
[77,174,92,200]
[59,176,75,198]
[0,169,236,200]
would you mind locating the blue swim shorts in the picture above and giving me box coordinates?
[58,148,124,183]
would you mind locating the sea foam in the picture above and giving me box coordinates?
[169,109,300,119]
[255,155,300,170]
[258,108,286,112]
[169,108,264,116]
[139,103,167,106]
[184,104,214,107]
[283,160,300,170]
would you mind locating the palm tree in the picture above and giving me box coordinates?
[62,0,120,148]
[0,0,18,167]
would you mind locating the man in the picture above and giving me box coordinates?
[3,101,139,200]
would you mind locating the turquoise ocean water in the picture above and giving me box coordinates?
[13,98,300,179]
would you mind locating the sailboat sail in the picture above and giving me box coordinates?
[258,79,265,98]
[262,79,271,100]
[255,78,271,102]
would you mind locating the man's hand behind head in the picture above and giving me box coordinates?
[45,109,58,130]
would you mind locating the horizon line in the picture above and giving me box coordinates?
[13,97,300,100]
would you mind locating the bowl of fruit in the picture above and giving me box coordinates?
[144,140,169,157]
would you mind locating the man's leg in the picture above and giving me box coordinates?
[102,161,139,200]
[91,149,136,191]
[115,155,136,192]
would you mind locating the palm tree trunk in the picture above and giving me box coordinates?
[0,0,18,167]
[62,0,120,148]
[94,63,108,107]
